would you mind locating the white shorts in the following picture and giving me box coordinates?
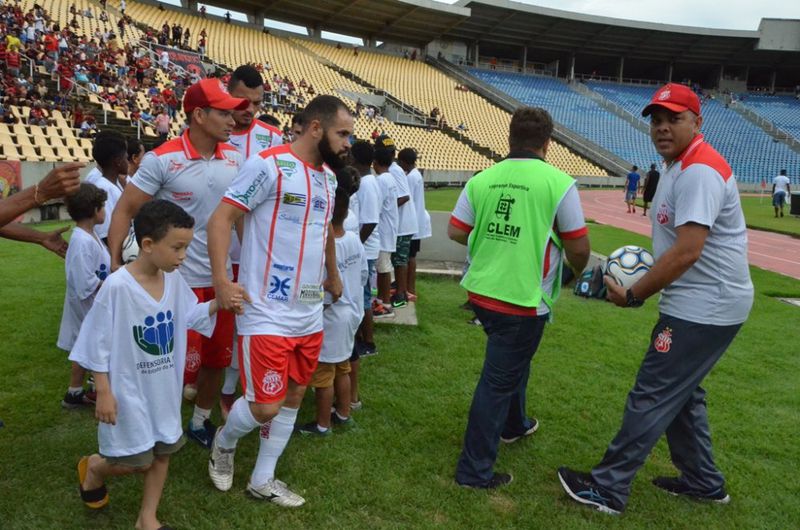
[377,251,393,274]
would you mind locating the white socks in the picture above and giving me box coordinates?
[216,397,259,450]
[250,406,298,487]
[222,366,239,395]
[191,406,211,430]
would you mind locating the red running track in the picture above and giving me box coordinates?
[580,190,800,280]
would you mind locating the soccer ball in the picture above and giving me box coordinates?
[122,232,139,264]
[605,245,655,288]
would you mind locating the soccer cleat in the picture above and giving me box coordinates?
[296,421,332,437]
[652,476,730,504]
[62,390,94,409]
[208,430,235,491]
[500,417,539,444]
[247,478,306,507]
[220,392,236,421]
[557,467,623,515]
[457,472,513,490]
[187,419,217,449]
[360,342,378,357]
[372,304,395,319]
[78,456,108,509]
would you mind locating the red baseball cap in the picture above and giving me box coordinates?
[642,83,701,117]
[183,78,248,113]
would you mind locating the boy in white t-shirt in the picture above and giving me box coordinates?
[59,183,110,409]
[297,174,367,435]
[70,201,240,529]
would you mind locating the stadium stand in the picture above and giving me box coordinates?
[739,94,800,141]
[583,81,800,183]
[297,40,606,176]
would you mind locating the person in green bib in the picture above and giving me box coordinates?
[449,107,590,489]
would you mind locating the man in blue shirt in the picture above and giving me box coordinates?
[624,165,641,214]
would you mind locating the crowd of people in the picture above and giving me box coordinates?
[22,63,432,528]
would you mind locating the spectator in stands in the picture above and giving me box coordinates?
[772,169,791,218]
[28,101,49,127]
[99,10,108,22]
[5,48,20,77]
[307,84,315,96]
[200,5,207,18]
[155,107,170,141]
[80,115,97,138]
[370,128,379,141]
[0,102,18,124]
[119,0,126,15]
[159,49,169,70]
[642,164,660,216]
[225,11,231,24]
[83,7,94,18]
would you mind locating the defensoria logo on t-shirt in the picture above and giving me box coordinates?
[133,310,175,356]
[95,264,108,280]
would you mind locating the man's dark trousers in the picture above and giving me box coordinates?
[591,314,742,507]
[455,305,547,486]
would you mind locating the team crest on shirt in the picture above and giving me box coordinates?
[268,276,291,301]
[255,133,271,148]
[261,370,284,397]
[168,160,185,173]
[495,194,515,221]
[654,327,673,353]
[282,192,306,206]
[656,203,670,225]
[311,195,327,212]
[276,159,297,177]
[133,311,175,356]
[225,157,238,167]
[185,347,201,373]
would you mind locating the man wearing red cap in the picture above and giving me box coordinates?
[108,79,250,449]
[559,83,753,515]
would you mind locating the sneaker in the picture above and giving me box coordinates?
[500,418,539,444]
[652,476,730,504]
[360,342,378,357]
[466,316,482,326]
[557,467,624,515]
[390,294,407,308]
[296,421,332,437]
[62,390,93,409]
[220,392,236,421]
[208,430,235,491]
[457,472,513,490]
[331,412,355,427]
[373,304,395,319]
[350,400,363,411]
[187,419,217,449]
[247,478,306,507]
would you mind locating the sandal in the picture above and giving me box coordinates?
[78,456,109,509]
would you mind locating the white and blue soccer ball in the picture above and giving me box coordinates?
[605,245,655,288]
[122,232,139,264]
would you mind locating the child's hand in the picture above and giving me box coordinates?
[95,391,117,425]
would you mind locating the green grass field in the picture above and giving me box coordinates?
[0,222,798,529]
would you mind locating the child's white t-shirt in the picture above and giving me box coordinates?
[57,227,110,351]
[320,232,367,364]
[69,267,216,457]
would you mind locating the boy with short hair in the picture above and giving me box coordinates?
[58,183,110,408]
[373,136,399,319]
[297,170,367,436]
[70,200,237,530]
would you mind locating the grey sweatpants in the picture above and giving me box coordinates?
[591,313,743,507]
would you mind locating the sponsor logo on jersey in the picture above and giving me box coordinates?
[276,159,297,177]
[495,194,515,221]
[229,170,267,207]
[225,156,238,167]
[654,327,673,353]
[255,133,271,148]
[282,192,306,206]
[278,212,303,225]
[273,263,295,272]
[133,310,175,356]
[656,203,669,225]
[311,195,327,212]
[261,370,284,397]
[486,194,520,242]
[171,191,193,202]
[168,159,185,173]
[267,275,291,301]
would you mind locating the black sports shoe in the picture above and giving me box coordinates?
[390,294,407,308]
[652,476,730,504]
[187,419,217,449]
[62,390,94,409]
[557,467,624,515]
[360,342,378,357]
[457,472,513,490]
[500,418,539,444]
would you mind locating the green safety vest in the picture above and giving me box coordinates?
[462,155,576,311]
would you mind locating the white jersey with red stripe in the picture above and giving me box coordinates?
[227,119,283,159]
[223,144,336,337]
[131,132,242,288]
[227,120,284,264]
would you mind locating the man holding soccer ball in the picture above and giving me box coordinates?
[558,83,754,515]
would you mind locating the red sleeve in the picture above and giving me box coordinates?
[449,216,472,233]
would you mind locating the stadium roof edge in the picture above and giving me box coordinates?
[454,0,759,38]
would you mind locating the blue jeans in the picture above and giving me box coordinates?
[455,305,548,486]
